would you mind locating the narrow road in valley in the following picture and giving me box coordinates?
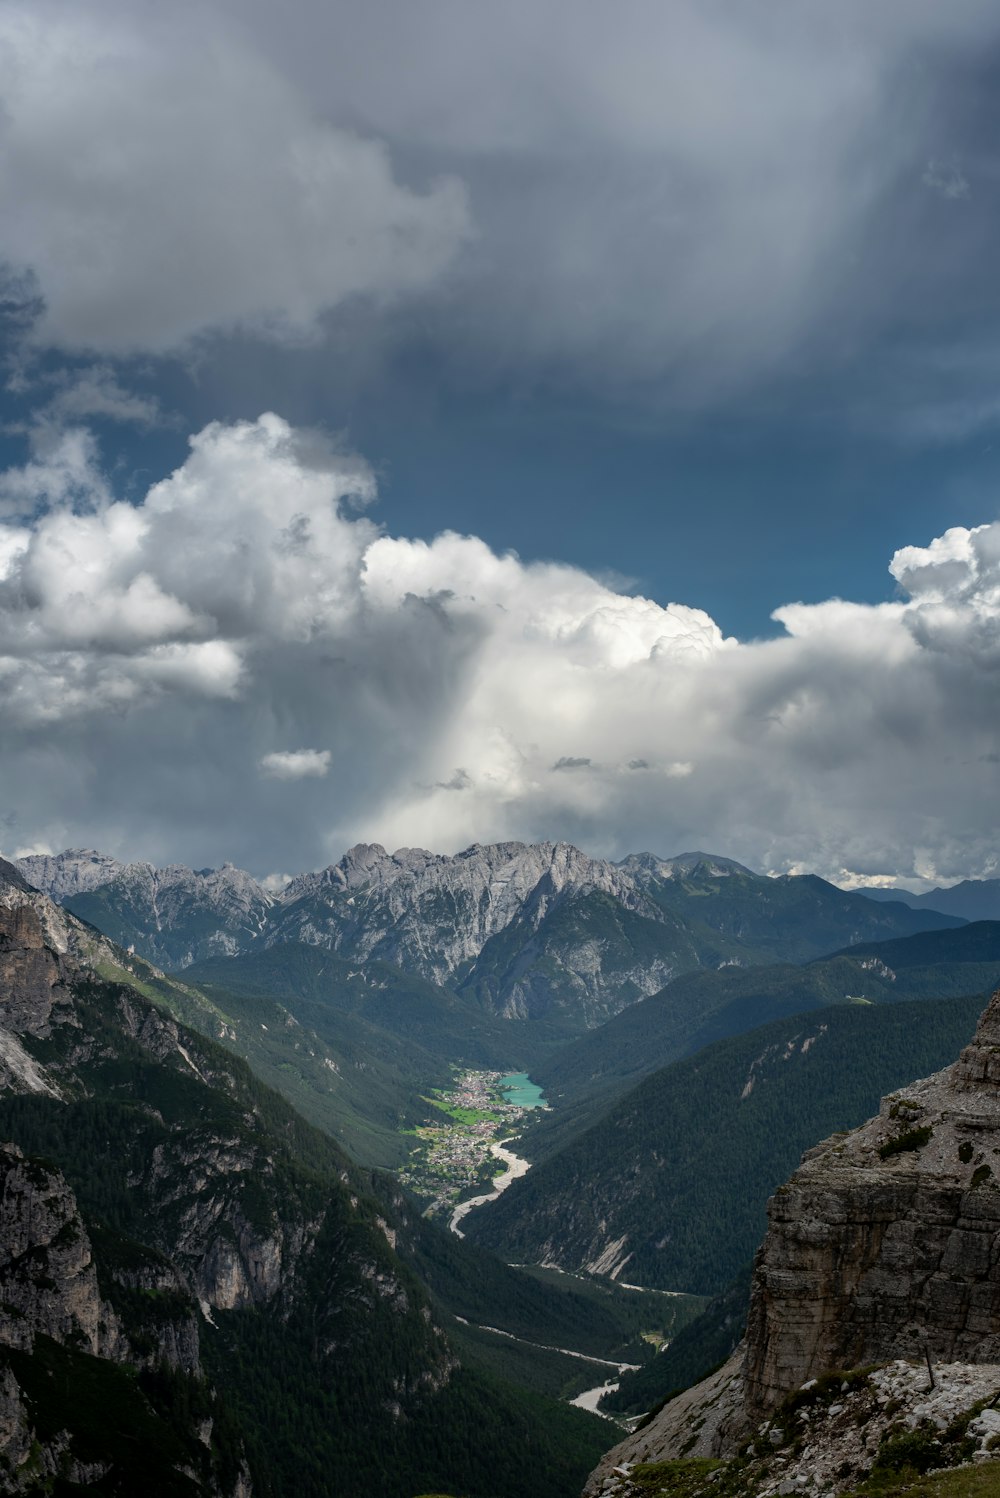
[453,1315,640,1422]
[454,1317,639,1374]
[448,1138,531,1236]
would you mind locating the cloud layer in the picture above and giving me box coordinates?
[0,7,469,352]
[4,0,1000,409]
[0,412,997,886]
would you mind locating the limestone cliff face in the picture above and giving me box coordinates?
[0,901,73,1038]
[0,1142,200,1372]
[0,1144,112,1356]
[743,984,1000,1419]
[274,840,665,1002]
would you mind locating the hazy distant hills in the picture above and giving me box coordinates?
[859,877,1000,923]
[17,843,966,1038]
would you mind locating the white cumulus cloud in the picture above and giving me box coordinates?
[260,749,332,780]
[0,412,998,884]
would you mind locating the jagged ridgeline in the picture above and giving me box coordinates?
[22,843,963,1034]
[0,862,610,1497]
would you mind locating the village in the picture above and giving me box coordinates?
[398,1069,537,1220]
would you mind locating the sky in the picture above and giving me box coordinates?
[2,0,1000,889]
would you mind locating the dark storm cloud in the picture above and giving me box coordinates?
[3,4,1000,887]
[190,0,1000,410]
[5,0,1000,415]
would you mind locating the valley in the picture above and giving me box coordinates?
[3,840,1000,1496]
[13,8,1000,1491]
[397,1067,546,1221]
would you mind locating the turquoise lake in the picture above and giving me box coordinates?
[500,1072,547,1108]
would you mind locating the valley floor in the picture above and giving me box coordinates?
[397,1068,544,1219]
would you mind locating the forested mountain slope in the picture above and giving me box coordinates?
[529,919,1000,1140]
[0,861,610,1497]
[462,993,988,1294]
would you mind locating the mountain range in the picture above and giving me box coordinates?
[16,843,966,1040]
[5,838,1000,1492]
[859,876,1000,923]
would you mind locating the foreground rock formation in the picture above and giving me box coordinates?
[585,986,1000,1496]
[744,984,1000,1418]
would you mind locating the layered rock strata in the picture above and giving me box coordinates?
[744,984,1000,1418]
[584,986,1000,1495]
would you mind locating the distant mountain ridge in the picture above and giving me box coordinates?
[15,847,125,899]
[12,842,966,1035]
[859,876,1000,923]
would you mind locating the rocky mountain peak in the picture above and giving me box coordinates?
[14,847,125,899]
[952,984,1000,1084]
[619,849,756,880]
[272,837,657,991]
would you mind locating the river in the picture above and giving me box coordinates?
[448,1071,545,1237]
[448,1138,532,1236]
[447,1074,636,1421]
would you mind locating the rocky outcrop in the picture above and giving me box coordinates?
[583,988,1000,1496]
[0,1144,113,1356]
[743,984,1000,1419]
[0,1142,200,1373]
[0,902,73,1037]
[585,1357,1000,1498]
[14,849,124,900]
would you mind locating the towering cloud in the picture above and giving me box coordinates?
[0,413,997,886]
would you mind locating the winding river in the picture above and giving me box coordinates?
[448,1138,532,1236]
[448,1071,544,1237]
[447,1073,639,1422]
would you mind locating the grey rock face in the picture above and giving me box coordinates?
[65,858,274,969]
[14,849,124,900]
[743,985,1000,1419]
[0,901,73,1037]
[618,850,756,880]
[278,840,657,969]
[0,1144,112,1356]
[0,860,33,895]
